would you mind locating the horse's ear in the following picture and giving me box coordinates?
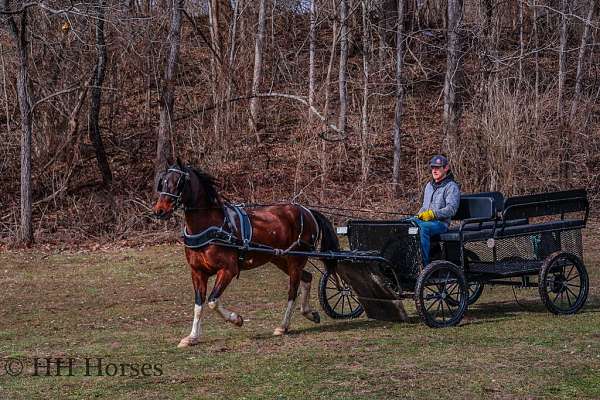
[165,156,173,167]
[176,157,183,167]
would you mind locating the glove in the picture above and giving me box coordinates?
[417,209,436,222]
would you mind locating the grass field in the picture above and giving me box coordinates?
[1,236,599,399]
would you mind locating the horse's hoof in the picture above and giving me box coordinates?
[312,311,321,324]
[303,310,321,323]
[273,327,288,336]
[177,336,199,348]
[233,315,244,327]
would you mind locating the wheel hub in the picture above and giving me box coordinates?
[551,274,567,294]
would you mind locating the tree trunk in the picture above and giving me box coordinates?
[557,0,569,183]
[392,0,406,190]
[533,0,539,123]
[89,0,113,187]
[570,0,596,119]
[360,0,371,183]
[443,0,464,154]
[308,0,317,122]
[338,0,348,135]
[320,0,339,202]
[155,0,184,181]
[224,0,240,138]
[3,1,33,246]
[557,0,568,119]
[249,0,267,141]
[517,0,524,89]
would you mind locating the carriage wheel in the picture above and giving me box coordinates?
[318,270,364,319]
[415,261,467,328]
[539,252,588,315]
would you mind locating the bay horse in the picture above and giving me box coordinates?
[152,160,339,347]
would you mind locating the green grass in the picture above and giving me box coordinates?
[0,242,599,399]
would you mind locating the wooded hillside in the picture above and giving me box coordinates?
[1,0,599,245]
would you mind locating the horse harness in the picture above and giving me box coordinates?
[182,203,320,270]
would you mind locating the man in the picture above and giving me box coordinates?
[413,155,460,266]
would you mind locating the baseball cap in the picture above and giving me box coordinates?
[429,155,448,167]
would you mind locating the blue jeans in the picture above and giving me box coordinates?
[409,218,448,266]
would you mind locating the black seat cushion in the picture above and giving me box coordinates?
[438,219,584,242]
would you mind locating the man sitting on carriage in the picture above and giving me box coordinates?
[413,155,460,266]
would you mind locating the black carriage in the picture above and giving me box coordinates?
[320,189,590,328]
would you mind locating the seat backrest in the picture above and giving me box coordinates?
[453,196,495,221]
[461,191,504,213]
[503,189,588,220]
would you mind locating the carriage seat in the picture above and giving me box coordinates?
[437,189,588,242]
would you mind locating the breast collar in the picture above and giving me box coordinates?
[182,203,252,249]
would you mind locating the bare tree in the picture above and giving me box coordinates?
[392,0,406,190]
[557,0,568,119]
[360,0,371,183]
[155,0,185,180]
[570,0,597,119]
[308,0,317,122]
[249,0,267,141]
[338,0,348,135]
[2,0,33,245]
[89,0,113,187]
[443,0,464,153]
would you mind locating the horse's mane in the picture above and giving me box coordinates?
[186,166,221,206]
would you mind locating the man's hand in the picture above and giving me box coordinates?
[417,209,436,221]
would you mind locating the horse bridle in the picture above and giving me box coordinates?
[157,167,190,209]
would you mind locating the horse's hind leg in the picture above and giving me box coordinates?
[178,270,208,348]
[299,269,320,324]
[207,268,244,327]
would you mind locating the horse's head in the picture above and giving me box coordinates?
[153,161,190,219]
[152,160,220,219]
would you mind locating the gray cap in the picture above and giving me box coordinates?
[429,155,448,167]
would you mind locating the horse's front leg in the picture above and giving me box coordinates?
[207,268,244,327]
[273,262,301,336]
[178,270,208,348]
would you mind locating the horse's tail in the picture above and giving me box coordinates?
[309,209,339,274]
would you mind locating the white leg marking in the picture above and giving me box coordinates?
[178,304,205,348]
[209,298,243,326]
[190,304,204,338]
[274,299,296,335]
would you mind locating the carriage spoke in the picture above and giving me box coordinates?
[327,292,341,302]
[426,297,441,312]
[565,265,575,281]
[552,290,561,304]
[565,288,573,308]
[345,295,355,311]
[331,294,344,311]
[566,286,579,301]
[446,282,459,297]
[341,294,346,315]
[440,298,446,322]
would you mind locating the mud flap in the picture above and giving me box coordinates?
[337,260,408,322]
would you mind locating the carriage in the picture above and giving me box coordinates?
[318,189,590,328]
